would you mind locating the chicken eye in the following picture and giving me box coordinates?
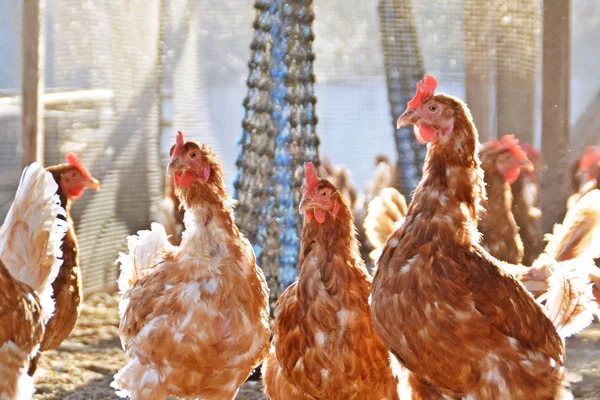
[321,191,328,197]
[71,171,78,178]
[428,104,439,112]
[189,151,197,159]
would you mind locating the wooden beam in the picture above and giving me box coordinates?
[571,90,600,154]
[540,0,570,233]
[21,0,45,169]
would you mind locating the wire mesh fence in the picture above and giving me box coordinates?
[0,0,598,295]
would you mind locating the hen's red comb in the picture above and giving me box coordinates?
[407,74,438,109]
[65,152,93,179]
[172,130,184,158]
[520,143,541,162]
[579,146,600,172]
[304,162,319,191]
[501,135,528,162]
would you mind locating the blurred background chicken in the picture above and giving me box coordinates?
[363,187,407,264]
[113,132,270,400]
[478,135,532,264]
[568,146,600,210]
[263,163,405,399]
[0,163,68,399]
[512,142,544,264]
[318,156,398,270]
[28,153,100,376]
[151,173,185,246]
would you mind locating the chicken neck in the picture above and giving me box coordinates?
[297,202,364,298]
[176,177,245,259]
[406,114,485,248]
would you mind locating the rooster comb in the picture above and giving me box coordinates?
[579,146,600,172]
[172,130,184,158]
[65,152,93,179]
[304,162,319,191]
[501,135,528,162]
[407,74,438,109]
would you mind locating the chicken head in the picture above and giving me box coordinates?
[579,146,600,183]
[495,134,533,184]
[299,162,341,224]
[396,75,456,144]
[168,131,213,189]
[59,153,100,200]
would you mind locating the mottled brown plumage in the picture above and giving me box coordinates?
[0,260,44,398]
[371,77,569,399]
[511,174,543,265]
[113,132,270,400]
[263,163,402,400]
[28,159,99,376]
[511,144,544,265]
[478,146,524,264]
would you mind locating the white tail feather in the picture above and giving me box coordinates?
[116,222,170,295]
[528,189,600,337]
[538,259,599,339]
[545,189,600,262]
[0,163,68,323]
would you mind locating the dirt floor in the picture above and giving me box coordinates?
[33,293,600,400]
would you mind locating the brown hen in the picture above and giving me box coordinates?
[371,75,597,399]
[112,131,270,400]
[262,162,405,400]
[478,135,531,264]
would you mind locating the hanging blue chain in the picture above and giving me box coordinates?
[234,0,319,303]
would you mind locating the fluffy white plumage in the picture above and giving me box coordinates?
[532,189,600,338]
[0,162,69,323]
[540,259,599,339]
[116,222,172,319]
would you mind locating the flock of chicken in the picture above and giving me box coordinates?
[1,74,600,400]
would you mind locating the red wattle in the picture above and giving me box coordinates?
[415,123,436,143]
[503,167,521,184]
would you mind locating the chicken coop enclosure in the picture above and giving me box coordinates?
[0,0,598,297]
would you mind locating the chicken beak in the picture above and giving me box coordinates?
[299,197,311,214]
[84,177,100,190]
[168,158,181,175]
[396,108,418,129]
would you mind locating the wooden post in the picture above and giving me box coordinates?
[21,0,45,169]
[571,91,600,154]
[540,0,570,233]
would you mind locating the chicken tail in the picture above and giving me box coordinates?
[116,222,170,295]
[0,341,35,400]
[528,189,600,338]
[0,162,69,323]
[364,187,407,262]
[544,189,600,262]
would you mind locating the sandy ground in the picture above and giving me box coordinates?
[32,293,600,400]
